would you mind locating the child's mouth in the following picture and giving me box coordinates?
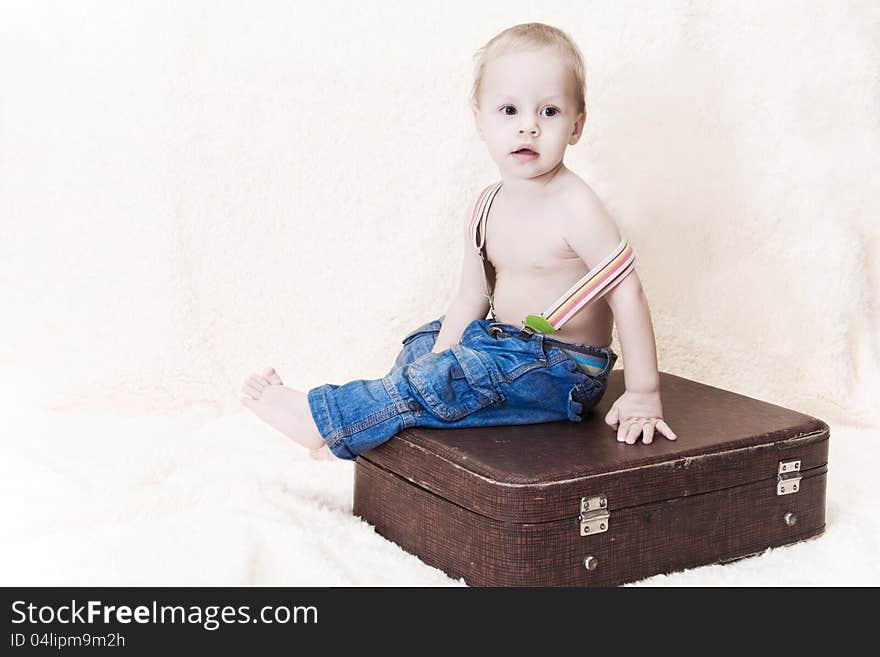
[512,148,539,160]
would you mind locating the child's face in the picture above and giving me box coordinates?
[473,47,585,180]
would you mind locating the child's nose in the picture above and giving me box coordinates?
[518,116,538,134]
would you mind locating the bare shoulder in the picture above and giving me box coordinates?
[557,177,623,266]
[558,177,616,228]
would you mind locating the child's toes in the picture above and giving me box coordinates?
[241,374,267,399]
[309,444,334,461]
[240,383,259,401]
[262,367,283,385]
[248,374,270,390]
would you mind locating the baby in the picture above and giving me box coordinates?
[240,22,677,460]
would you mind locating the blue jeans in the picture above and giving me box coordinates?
[307,316,618,460]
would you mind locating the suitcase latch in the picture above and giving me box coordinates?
[777,459,802,496]
[579,495,609,536]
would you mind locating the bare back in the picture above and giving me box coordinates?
[483,176,614,348]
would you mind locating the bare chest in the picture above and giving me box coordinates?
[479,187,614,347]
[484,201,579,273]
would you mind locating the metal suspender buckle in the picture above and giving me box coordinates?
[518,323,536,340]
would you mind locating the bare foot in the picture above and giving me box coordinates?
[308,444,335,461]
[239,367,327,454]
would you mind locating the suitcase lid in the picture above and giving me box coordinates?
[361,372,830,523]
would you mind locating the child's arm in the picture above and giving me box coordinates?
[562,190,677,445]
[431,200,491,354]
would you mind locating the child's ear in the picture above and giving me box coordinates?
[472,105,484,141]
[569,111,586,145]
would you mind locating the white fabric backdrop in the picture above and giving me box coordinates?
[0,1,878,586]
[2,0,877,426]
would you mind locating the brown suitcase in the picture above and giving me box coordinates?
[352,371,829,586]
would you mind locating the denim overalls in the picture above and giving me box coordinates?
[307,316,618,460]
[307,181,624,461]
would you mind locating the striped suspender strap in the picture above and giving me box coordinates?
[468,182,504,319]
[524,238,636,334]
[468,181,503,251]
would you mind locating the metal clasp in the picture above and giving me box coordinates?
[518,323,536,340]
[579,495,610,536]
[777,459,802,496]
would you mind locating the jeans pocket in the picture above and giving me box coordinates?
[407,345,503,421]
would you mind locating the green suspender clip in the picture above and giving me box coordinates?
[522,314,557,335]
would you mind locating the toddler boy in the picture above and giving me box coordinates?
[240,23,677,460]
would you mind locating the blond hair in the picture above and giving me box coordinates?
[471,22,587,117]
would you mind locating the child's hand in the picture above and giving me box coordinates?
[605,390,677,445]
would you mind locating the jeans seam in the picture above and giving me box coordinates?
[471,347,507,396]
[401,317,444,345]
[315,380,409,447]
[402,329,440,346]
[330,405,407,441]
[320,385,335,433]
[504,360,547,381]
[313,387,347,453]
[328,409,416,457]
[408,360,444,415]
[382,374,415,415]
[313,386,351,453]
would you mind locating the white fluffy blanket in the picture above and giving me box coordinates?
[2,372,876,586]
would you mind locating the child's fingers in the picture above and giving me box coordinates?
[625,421,644,444]
[618,420,637,443]
[642,422,655,444]
[657,420,677,440]
[605,404,620,428]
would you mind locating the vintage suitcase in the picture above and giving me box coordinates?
[352,371,829,586]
